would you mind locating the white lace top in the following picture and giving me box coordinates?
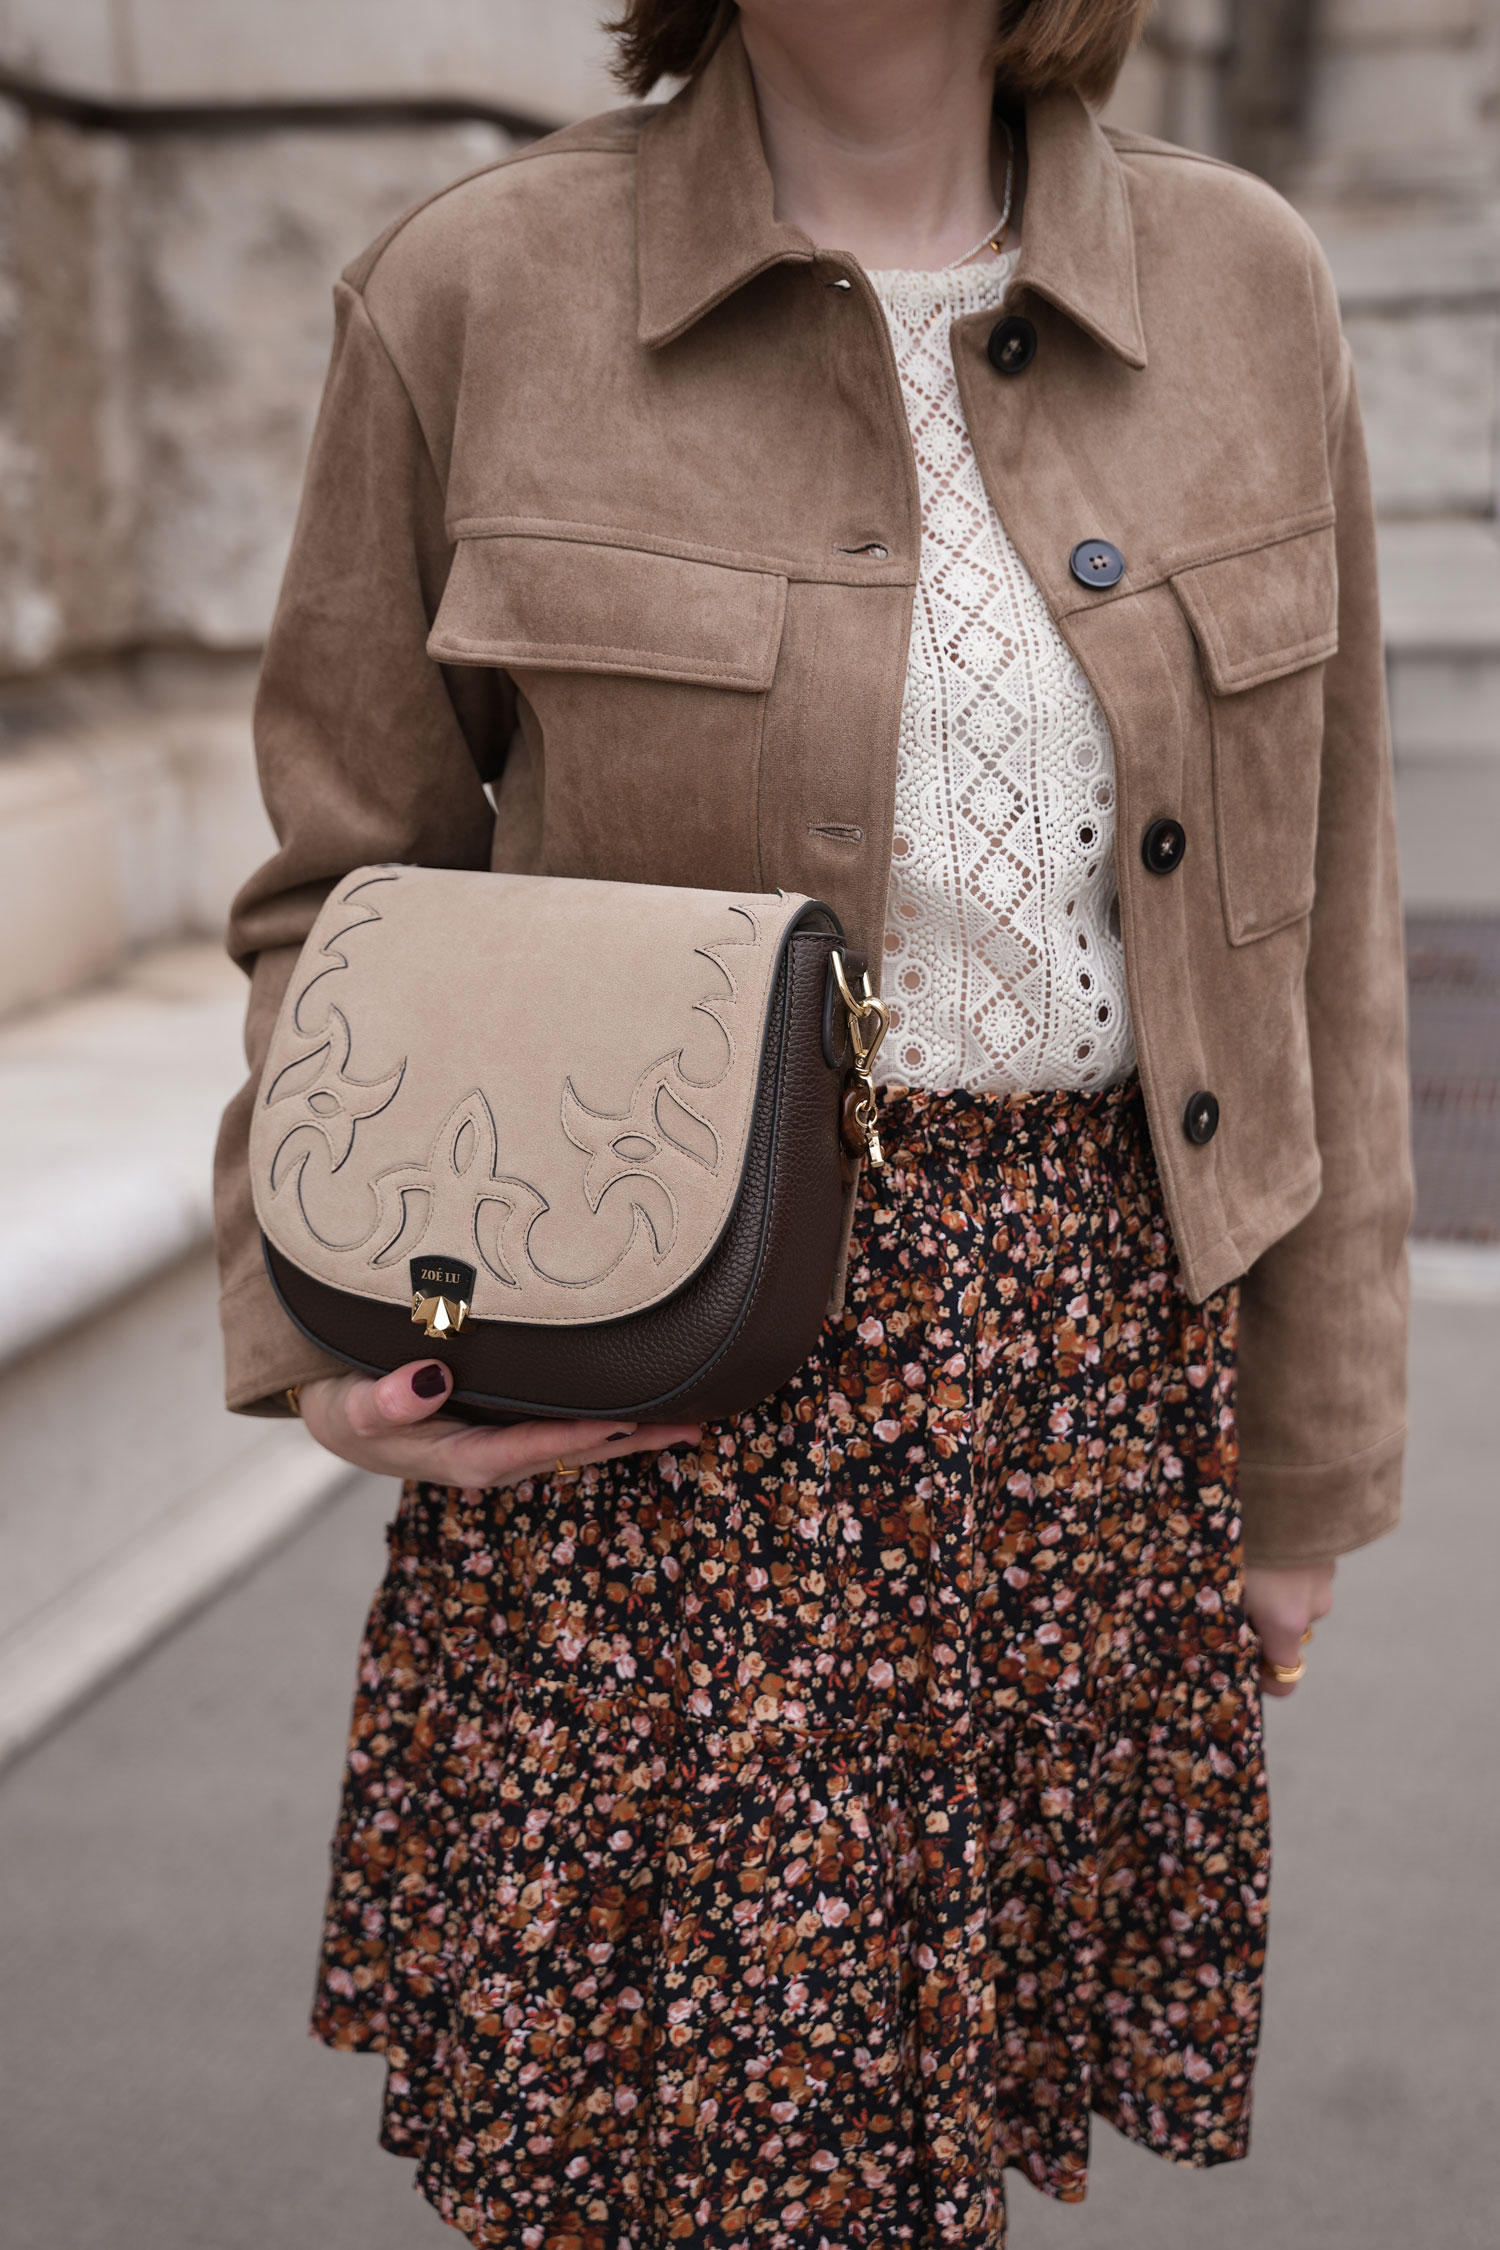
[868,253,1136,1093]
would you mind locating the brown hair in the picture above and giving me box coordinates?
[606,0,1155,105]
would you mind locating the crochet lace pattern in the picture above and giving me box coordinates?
[869,253,1136,1093]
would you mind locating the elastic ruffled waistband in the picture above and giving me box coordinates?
[875,1071,1148,1166]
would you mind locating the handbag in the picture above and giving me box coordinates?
[248,864,889,1424]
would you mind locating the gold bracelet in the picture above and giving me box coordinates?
[286,1384,303,1417]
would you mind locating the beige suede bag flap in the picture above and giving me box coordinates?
[248,865,885,1424]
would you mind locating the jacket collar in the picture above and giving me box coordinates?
[635,19,814,349]
[635,21,1147,370]
[1009,87,1146,369]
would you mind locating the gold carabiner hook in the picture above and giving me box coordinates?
[831,951,890,1066]
[831,950,891,1167]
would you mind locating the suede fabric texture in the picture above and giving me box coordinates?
[250,869,814,1322]
[213,24,1411,1567]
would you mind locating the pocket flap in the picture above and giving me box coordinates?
[428,534,786,691]
[1170,524,1338,695]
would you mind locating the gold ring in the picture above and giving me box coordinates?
[1263,1654,1305,1686]
[1301,1625,1315,1646]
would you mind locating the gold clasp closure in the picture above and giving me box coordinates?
[831,949,891,1169]
[410,1292,469,1339]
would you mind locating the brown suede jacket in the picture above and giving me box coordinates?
[214,25,1412,1567]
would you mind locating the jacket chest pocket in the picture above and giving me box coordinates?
[1170,524,1338,945]
[428,533,787,889]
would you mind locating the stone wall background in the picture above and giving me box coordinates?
[0,112,524,675]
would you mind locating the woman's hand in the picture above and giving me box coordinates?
[297,1360,701,1494]
[1244,1560,1336,1698]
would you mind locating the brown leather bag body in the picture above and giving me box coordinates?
[249,866,885,1424]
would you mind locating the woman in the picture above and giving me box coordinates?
[214,1,1411,2241]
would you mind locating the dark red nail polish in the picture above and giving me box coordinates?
[607,1429,632,1442]
[411,1365,448,1399]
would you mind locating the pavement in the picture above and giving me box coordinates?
[1,1295,1496,2250]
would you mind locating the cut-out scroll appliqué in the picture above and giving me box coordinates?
[253,869,786,1323]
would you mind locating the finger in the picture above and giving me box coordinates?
[1257,1625,1304,1670]
[328,1405,705,1495]
[431,1417,703,1491]
[345,1360,454,1438]
[555,1422,704,1474]
[1257,1622,1307,1697]
[416,1414,634,1489]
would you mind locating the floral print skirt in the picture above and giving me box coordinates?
[312,1078,1270,2248]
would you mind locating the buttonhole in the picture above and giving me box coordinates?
[833,542,890,559]
[809,822,864,846]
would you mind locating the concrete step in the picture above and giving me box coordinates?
[0,943,350,1769]
[0,662,270,1023]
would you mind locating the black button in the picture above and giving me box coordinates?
[1142,817,1187,875]
[1069,539,1125,590]
[987,315,1036,374]
[1183,1091,1220,1146]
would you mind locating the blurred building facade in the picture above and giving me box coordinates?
[0,0,613,1761]
[0,1,1496,1763]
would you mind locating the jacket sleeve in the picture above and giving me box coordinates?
[213,279,509,1414]
[1235,331,1413,1565]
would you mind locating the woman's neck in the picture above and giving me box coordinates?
[737,0,1017,271]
